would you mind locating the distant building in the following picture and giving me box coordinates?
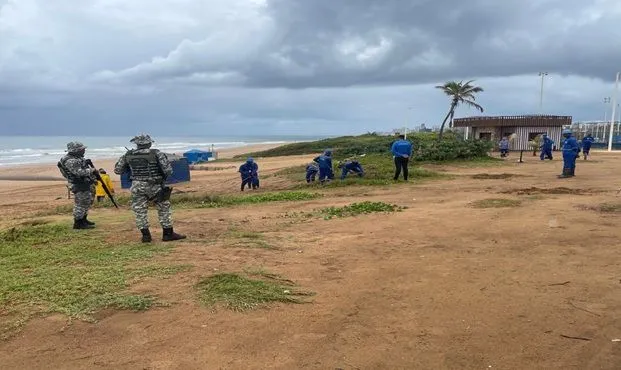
[453,115,572,151]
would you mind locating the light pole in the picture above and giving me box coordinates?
[604,97,611,122]
[608,72,619,151]
[539,72,548,113]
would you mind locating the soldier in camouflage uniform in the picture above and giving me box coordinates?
[114,134,186,243]
[57,142,98,229]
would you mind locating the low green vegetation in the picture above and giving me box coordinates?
[240,132,493,162]
[320,201,403,219]
[41,191,322,215]
[277,153,446,188]
[195,273,312,311]
[0,223,187,338]
[470,198,522,208]
[225,230,278,250]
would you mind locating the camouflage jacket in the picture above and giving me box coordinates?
[59,154,96,184]
[114,148,173,181]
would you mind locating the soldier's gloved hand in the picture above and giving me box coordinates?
[85,159,94,167]
[90,167,98,174]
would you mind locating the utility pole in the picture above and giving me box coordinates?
[539,72,548,113]
[608,72,619,151]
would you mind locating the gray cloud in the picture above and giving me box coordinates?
[1,0,620,136]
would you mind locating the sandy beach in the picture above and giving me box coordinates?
[0,143,293,209]
[3,148,621,369]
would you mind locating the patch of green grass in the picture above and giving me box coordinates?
[320,201,403,219]
[40,191,322,215]
[195,273,312,311]
[581,203,621,213]
[470,198,522,208]
[225,230,278,250]
[276,153,447,188]
[0,223,187,337]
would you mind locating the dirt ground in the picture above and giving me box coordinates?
[2,150,621,369]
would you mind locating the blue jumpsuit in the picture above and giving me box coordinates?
[306,163,319,183]
[540,137,554,160]
[313,154,334,183]
[340,161,364,180]
[581,136,594,158]
[561,135,580,176]
[499,139,509,157]
[239,161,259,190]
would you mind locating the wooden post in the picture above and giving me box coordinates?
[519,150,524,163]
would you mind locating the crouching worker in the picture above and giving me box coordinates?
[338,159,364,180]
[306,162,319,183]
[313,150,334,184]
[239,157,259,191]
[114,134,186,243]
[540,134,554,160]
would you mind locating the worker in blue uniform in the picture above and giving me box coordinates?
[558,129,580,178]
[581,133,594,160]
[313,150,334,184]
[305,162,319,183]
[338,159,364,180]
[499,137,510,157]
[391,134,413,181]
[540,134,554,160]
[239,157,259,191]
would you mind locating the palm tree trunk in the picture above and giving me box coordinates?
[449,110,455,129]
[438,102,457,140]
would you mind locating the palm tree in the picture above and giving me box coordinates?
[436,80,484,140]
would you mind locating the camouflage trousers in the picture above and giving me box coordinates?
[73,185,95,219]
[130,181,173,229]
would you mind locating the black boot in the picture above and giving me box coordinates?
[570,168,576,177]
[558,168,571,178]
[162,227,186,242]
[73,218,94,230]
[83,216,95,226]
[140,228,152,243]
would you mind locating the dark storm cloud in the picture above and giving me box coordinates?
[99,0,621,88]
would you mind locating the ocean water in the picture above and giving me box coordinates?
[0,135,322,167]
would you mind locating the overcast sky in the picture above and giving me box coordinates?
[1,0,621,136]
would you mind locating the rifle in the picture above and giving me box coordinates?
[85,159,119,209]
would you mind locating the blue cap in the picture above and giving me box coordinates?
[562,129,572,135]
[246,157,254,162]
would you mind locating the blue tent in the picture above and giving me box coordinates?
[183,149,213,164]
[120,154,191,189]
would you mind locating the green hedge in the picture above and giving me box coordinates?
[241,132,493,161]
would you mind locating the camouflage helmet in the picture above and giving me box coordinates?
[130,134,154,146]
[66,141,86,152]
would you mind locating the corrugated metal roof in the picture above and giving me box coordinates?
[453,115,572,128]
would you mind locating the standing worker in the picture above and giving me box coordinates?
[57,142,98,229]
[540,134,554,160]
[391,134,413,181]
[239,157,259,191]
[558,129,580,178]
[313,150,334,184]
[114,134,186,243]
[95,169,115,202]
[499,137,510,157]
[581,133,594,160]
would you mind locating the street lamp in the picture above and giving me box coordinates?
[604,97,611,122]
[539,72,548,113]
[608,72,620,151]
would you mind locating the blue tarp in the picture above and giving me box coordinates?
[120,154,191,189]
[183,149,213,164]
